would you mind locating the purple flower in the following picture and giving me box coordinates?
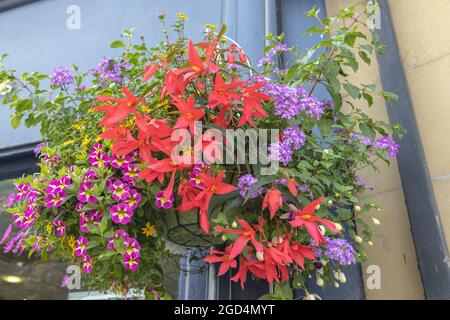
[109,155,131,169]
[107,229,129,251]
[78,182,98,204]
[61,275,69,288]
[82,255,92,274]
[91,57,129,86]
[324,237,356,266]
[108,180,131,201]
[53,220,66,237]
[282,126,306,150]
[79,210,103,233]
[261,82,325,120]
[6,193,15,207]
[237,174,263,199]
[110,203,133,225]
[34,142,46,157]
[155,191,174,209]
[123,237,141,257]
[297,183,310,192]
[123,252,140,271]
[43,191,66,208]
[46,176,71,194]
[4,232,24,254]
[123,164,140,184]
[15,183,30,201]
[125,189,142,210]
[50,67,75,87]
[75,236,88,257]
[88,147,109,168]
[373,136,399,158]
[0,224,13,245]
[268,141,293,166]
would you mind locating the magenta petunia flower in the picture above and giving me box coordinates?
[6,193,16,207]
[53,220,66,237]
[109,155,131,169]
[122,164,140,184]
[88,151,109,168]
[84,169,99,181]
[44,191,66,208]
[79,210,103,233]
[82,255,93,273]
[107,229,129,251]
[110,203,133,225]
[123,252,140,271]
[15,183,30,200]
[123,237,141,257]
[155,191,174,209]
[61,275,69,288]
[125,189,142,210]
[108,180,131,201]
[46,176,71,194]
[75,236,88,257]
[77,182,98,204]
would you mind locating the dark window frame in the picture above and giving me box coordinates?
[0,0,42,13]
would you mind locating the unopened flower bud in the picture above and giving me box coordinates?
[368,240,373,246]
[333,271,340,280]
[318,225,326,236]
[320,259,328,266]
[371,217,380,225]
[377,208,382,212]
[335,193,340,197]
[278,236,284,243]
[354,205,362,213]
[327,200,333,206]
[338,272,347,283]
[271,236,279,244]
[221,234,228,241]
[334,281,340,288]
[334,223,343,231]
[355,236,363,244]
[315,204,321,210]
[231,221,238,228]
[316,277,324,287]
[304,294,316,300]
[256,251,264,262]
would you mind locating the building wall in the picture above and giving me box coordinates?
[387,0,450,262]
[325,0,424,299]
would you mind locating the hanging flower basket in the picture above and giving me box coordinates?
[0,4,401,300]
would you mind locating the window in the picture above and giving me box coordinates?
[0,0,40,13]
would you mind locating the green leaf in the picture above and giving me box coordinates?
[343,84,360,99]
[110,40,125,48]
[359,122,376,139]
[362,92,373,107]
[317,117,334,137]
[358,50,371,65]
[15,99,32,113]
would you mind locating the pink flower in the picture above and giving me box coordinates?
[124,237,141,257]
[107,229,129,251]
[109,155,131,169]
[77,182,98,204]
[155,191,174,209]
[123,252,140,271]
[15,183,30,200]
[125,189,142,210]
[88,151,109,168]
[108,180,131,201]
[75,236,88,257]
[123,164,140,184]
[44,191,66,208]
[110,203,133,225]
[61,275,69,288]
[46,176,71,194]
[53,220,66,237]
[82,255,92,273]
[79,210,103,233]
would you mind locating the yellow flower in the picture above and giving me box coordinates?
[176,13,188,21]
[62,139,76,147]
[46,224,53,235]
[82,136,90,146]
[204,23,218,31]
[141,105,151,113]
[142,222,156,237]
[67,235,76,256]
[72,122,84,131]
